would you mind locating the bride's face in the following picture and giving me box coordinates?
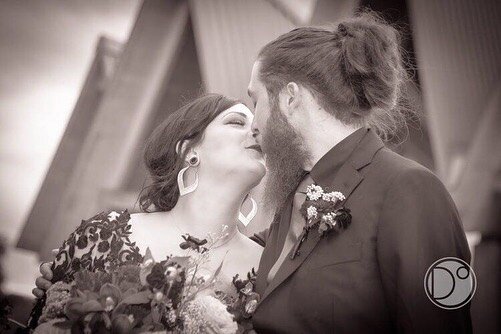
[195,103,266,187]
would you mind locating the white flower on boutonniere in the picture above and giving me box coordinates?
[306,184,324,201]
[307,206,318,219]
[322,193,332,201]
[322,212,335,223]
[291,183,352,260]
[331,191,345,202]
[322,191,346,202]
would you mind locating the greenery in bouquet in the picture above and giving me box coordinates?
[34,227,240,333]
[229,269,259,321]
[220,269,259,333]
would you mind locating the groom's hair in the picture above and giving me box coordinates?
[139,94,240,212]
[258,10,410,140]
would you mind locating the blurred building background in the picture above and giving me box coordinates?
[0,0,499,331]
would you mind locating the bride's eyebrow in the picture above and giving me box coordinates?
[222,111,248,119]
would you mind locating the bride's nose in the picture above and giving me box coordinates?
[251,117,260,137]
[250,123,260,143]
[246,127,259,144]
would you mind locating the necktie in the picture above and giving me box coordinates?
[267,173,313,283]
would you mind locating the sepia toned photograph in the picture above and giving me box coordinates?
[0,0,499,333]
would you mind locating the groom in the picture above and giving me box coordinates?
[248,16,472,334]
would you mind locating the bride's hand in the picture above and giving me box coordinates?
[32,249,57,298]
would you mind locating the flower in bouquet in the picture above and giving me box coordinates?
[35,256,166,333]
[182,294,238,334]
[38,281,72,324]
[228,268,259,324]
[73,269,112,292]
[60,281,142,332]
[112,265,141,292]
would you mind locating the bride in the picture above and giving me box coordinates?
[32,93,266,302]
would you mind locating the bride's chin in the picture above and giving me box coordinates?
[251,160,266,175]
[233,163,266,187]
[219,162,266,187]
[248,164,267,186]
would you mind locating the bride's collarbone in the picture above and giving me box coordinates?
[129,212,261,269]
[220,240,262,270]
[128,213,184,258]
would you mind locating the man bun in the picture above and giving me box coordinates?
[336,13,403,117]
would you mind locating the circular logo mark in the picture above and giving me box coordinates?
[424,257,476,309]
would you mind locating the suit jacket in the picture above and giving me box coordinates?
[251,128,472,333]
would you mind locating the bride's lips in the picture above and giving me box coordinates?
[246,144,263,154]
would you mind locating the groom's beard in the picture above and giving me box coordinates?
[262,101,310,212]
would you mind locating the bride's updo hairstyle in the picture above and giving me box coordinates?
[139,94,240,212]
[257,10,409,139]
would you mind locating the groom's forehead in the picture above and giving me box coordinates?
[248,61,262,94]
[247,82,260,102]
[247,87,254,98]
[247,77,255,97]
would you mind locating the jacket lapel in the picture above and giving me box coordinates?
[260,162,363,302]
[255,195,294,296]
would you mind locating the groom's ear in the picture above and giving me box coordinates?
[282,82,300,115]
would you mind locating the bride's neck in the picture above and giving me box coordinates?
[169,177,248,238]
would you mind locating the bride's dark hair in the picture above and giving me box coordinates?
[139,94,240,212]
[258,9,412,140]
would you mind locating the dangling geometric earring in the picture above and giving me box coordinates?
[238,194,258,227]
[178,151,200,196]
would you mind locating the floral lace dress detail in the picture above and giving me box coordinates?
[51,209,143,283]
[29,209,143,328]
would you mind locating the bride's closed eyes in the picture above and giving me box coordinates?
[223,113,248,127]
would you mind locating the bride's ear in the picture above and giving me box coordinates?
[176,139,199,163]
[175,140,190,158]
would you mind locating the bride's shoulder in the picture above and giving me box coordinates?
[52,209,142,281]
[75,208,130,227]
[128,211,162,226]
[69,209,134,243]
[69,208,135,241]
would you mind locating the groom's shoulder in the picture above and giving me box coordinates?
[374,146,427,171]
[373,147,447,194]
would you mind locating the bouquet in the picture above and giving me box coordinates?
[33,227,246,334]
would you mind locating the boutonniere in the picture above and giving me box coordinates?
[291,184,352,260]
